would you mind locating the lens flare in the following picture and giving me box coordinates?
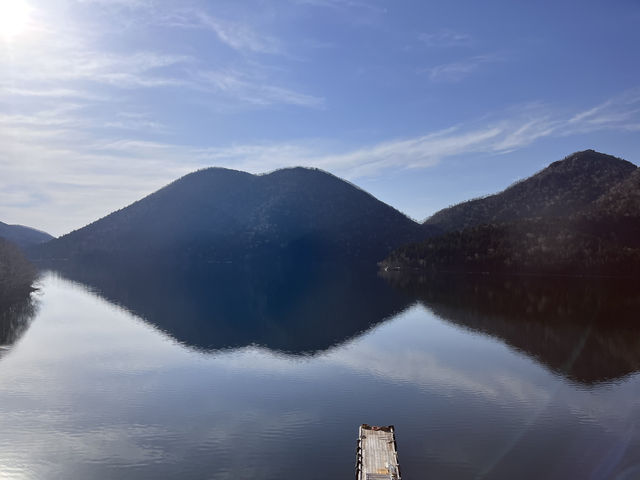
[0,0,30,39]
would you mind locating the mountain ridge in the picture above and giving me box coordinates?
[384,150,640,276]
[424,149,637,232]
[0,221,53,248]
[34,166,429,265]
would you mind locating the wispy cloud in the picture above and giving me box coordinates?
[426,55,500,82]
[73,0,154,7]
[0,86,100,100]
[103,112,169,133]
[2,3,639,236]
[567,88,640,133]
[196,69,324,108]
[292,0,386,13]
[418,29,473,48]
[196,13,282,55]
[289,0,388,27]
[426,54,501,82]
[0,6,318,109]
[146,7,283,55]
[2,89,640,235]
[0,20,193,90]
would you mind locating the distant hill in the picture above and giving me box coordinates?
[425,150,636,232]
[0,222,53,248]
[383,150,640,276]
[34,167,427,265]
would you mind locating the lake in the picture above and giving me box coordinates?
[0,265,639,479]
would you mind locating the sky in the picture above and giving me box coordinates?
[1,0,639,236]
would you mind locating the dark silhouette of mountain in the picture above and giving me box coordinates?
[382,217,640,276]
[425,150,636,233]
[0,238,37,302]
[383,150,640,275]
[0,221,53,248]
[35,167,426,265]
[49,258,413,355]
[383,272,640,385]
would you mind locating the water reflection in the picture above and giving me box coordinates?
[46,259,413,354]
[0,273,638,479]
[384,272,640,384]
[0,294,37,357]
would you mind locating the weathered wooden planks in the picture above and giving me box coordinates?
[356,424,401,480]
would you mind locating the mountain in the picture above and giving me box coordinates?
[34,167,426,265]
[591,167,640,218]
[425,150,637,233]
[0,222,53,248]
[383,150,640,276]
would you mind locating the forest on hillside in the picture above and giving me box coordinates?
[383,151,640,276]
[381,216,640,276]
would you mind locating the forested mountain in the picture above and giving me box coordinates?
[591,167,640,218]
[0,222,53,248]
[34,167,428,265]
[383,150,640,276]
[425,150,636,233]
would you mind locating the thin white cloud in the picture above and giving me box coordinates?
[3,88,639,235]
[293,0,385,12]
[566,89,640,134]
[119,5,284,56]
[419,29,473,48]
[0,86,101,100]
[73,0,154,7]
[427,54,501,82]
[1,3,639,235]
[196,12,282,55]
[103,113,168,133]
[196,69,324,108]
[0,20,194,90]
[0,12,318,109]
[0,0,320,113]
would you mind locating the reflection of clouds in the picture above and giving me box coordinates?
[0,275,639,478]
[0,274,326,478]
[324,306,553,405]
[332,343,550,405]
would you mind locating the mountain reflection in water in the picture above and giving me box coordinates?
[0,295,37,357]
[46,258,640,384]
[384,272,640,385]
[47,259,414,355]
[2,267,639,479]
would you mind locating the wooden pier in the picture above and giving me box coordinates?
[356,424,401,480]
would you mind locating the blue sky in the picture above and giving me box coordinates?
[1,0,639,236]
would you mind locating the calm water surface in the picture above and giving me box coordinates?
[0,268,639,479]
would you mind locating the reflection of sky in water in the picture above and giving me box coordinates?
[0,274,638,479]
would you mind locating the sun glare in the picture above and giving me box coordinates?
[0,0,30,39]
